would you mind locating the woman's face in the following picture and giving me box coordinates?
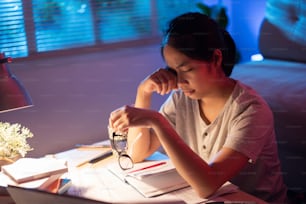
[163,45,223,100]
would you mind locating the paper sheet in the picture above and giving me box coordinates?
[66,166,238,204]
[169,182,239,204]
[66,166,184,203]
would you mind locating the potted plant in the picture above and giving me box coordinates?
[0,122,33,168]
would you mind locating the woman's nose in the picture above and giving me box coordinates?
[177,74,188,85]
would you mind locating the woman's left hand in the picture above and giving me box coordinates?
[109,105,158,133]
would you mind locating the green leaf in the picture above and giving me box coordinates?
[216,7,229,29]
[196,3,211,17]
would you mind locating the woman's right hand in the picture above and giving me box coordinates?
[139,68,177,96]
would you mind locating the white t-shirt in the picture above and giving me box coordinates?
[159,81,287,203]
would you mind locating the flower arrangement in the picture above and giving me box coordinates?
[0,122,33,160]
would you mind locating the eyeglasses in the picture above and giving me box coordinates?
[110,132,134,170]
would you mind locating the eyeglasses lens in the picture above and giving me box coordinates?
[112,133,133,170]
[118,154,133,170]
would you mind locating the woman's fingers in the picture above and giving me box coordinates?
[151,75,168,95]
[151,68,177,95]
[109,106,128,132]
[166,68,178,92]
[140,67,177,95]
[109,106,155,133]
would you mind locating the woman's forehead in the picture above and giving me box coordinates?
[163,45,191,69]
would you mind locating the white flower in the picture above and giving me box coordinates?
[0,122,33,159]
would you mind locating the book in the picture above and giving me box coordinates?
[1,157,68,184]
[36,173,71,194]
[107,159,189,198]
[37,173,63,192]
[39,177,72,194]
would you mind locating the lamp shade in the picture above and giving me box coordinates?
[0,53,33,113]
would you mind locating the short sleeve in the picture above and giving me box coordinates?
[224,95,275,163]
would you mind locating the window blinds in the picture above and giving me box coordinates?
[94,0,153,43]
[0,0,28,58]
[31,0,95,52]
[0,0,198,58]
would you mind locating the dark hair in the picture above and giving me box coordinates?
[161,12,236,76]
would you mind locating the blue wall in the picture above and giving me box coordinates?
[202,0,267,62]
[229,0,267,62]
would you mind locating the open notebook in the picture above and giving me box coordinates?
[107,160,190,198]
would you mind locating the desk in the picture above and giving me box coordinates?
[73,153,268,204]
[1,147,268,204]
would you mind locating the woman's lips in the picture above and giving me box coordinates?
[181,89,195,95]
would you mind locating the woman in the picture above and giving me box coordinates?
[109,12,287,203]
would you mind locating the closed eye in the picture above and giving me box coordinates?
[181,67,193,72]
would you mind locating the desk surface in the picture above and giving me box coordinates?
[78,153,268,204]
[1,147,268,204]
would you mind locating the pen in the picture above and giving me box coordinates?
[128,161,167,173]
[88,150,113,164]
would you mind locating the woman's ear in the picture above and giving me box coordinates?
[213,49,223,66]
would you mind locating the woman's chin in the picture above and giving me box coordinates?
[183,90,196,97]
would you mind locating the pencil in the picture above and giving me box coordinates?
[88,150,113,164]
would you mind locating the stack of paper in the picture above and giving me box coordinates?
[108,160,189,198]
[1,157,68,184]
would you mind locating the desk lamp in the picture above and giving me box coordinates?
[0,53,33,113]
